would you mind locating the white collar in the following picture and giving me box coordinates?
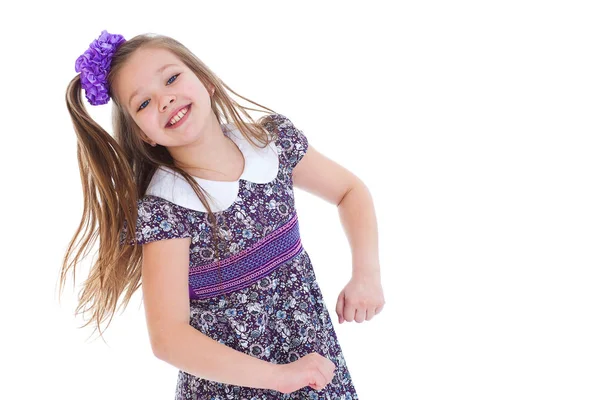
[145,123,279,213]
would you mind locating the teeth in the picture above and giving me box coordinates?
[169,106,188,125]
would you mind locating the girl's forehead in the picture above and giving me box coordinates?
[128,48,180,73]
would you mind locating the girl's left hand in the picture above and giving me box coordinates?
[335,273,386,324]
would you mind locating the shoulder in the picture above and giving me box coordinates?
[138,195,194,227]
[120,195,193,246]
[259,113,300,135]
[137,195,184,216]
[262,113,309,170]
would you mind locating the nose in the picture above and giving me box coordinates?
[160,96,175,112]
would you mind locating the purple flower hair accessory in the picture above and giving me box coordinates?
[75,30,127,106]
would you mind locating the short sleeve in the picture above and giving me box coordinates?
[120,196,192,246]
[272,113,309,170]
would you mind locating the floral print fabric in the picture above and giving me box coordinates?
[124,114,359,399]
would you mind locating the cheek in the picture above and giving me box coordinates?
[137,112,161,133]
[189,81,210,100]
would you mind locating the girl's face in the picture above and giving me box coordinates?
[113,47,214,147]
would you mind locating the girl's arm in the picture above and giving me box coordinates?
[142,237,277,390]
[156,322,278,389]
[292,144,381,278]
[292,143,385,323]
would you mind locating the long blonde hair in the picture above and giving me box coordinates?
[59,32,280,342]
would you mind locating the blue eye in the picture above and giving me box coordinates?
[137,74,180,111]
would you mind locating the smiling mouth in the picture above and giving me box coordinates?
[166,104,192,128]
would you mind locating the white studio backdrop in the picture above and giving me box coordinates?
[1,0,599,399]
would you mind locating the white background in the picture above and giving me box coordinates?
[1,0,599,399]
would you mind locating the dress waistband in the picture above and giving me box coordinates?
[189,213,303,300]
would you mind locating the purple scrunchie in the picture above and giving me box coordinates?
[75,30,126,106]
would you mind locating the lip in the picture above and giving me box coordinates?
[165,104,191,128]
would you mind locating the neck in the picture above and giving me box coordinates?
[169,113,242,179]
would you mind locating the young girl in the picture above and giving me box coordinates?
[60,30,385,399]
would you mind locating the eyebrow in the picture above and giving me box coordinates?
[128,63,179,108]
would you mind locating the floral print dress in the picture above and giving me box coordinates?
[123,114,359,399]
